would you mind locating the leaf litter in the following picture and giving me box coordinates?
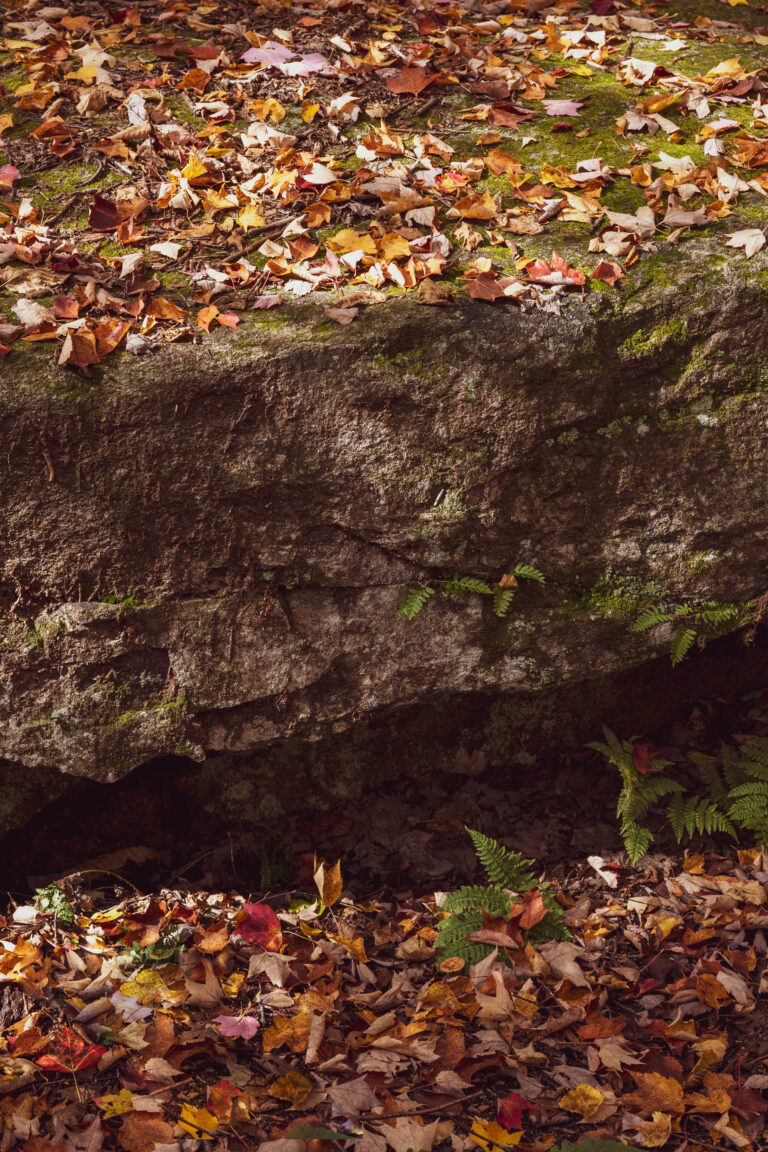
[1,0,768,370]
[1,685,768,1151]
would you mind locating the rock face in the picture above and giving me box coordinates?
[2,237,768,833]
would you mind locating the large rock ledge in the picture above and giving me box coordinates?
[2,237,768,832]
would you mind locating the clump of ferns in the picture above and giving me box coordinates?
[434,829,570,969]
[590,727,768,864]
[399,564,545,621]
[632,599,752,665]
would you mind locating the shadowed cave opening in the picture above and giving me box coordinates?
[2,625,768,900]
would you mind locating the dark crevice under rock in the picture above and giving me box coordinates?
[2,624,767,889]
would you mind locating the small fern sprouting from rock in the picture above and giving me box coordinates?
[398,564,544,620]
[433,828,570,969]
[590,727,768,863]
[632,599,749,665]
[397,585,435,620]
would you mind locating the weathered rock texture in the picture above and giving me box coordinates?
[2,237,768,832]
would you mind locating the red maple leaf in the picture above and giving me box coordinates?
[237,903,282,951]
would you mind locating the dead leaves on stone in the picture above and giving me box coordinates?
[1,0,768,368]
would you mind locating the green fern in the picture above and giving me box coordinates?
[593,727,768,861]
[670,626,697,666]
[667,794,736,841]
[632,599,751,664]
[467,829,538,889]
[399,565,544,623]
[690,752,729,805]
[492,587,516,618]
[397,585,434,619]
[434,829,569,968]
[440,575,493,597]
[698,603,740,627]
[442,883,512,917]
[513,563,545,584]
[632,605,673,632]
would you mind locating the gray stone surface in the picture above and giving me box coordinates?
[1,237,768,832]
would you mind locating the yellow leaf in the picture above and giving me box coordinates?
[625,1073,684,1115]
[238,204,266,230]
[469,1118,522,1152]
[95,1090,134,1119]
[221,971,246,998]
[70,65,99,82]
[268,1070,314,1106]
[539,164,577,189]
[262,1011,313,1054]
[642,92,680,114]
[634,1111,672,1148]
[692,1035,727,1076]
[327,228,378,255]
[314,858,343,907]
[703,58,745,81]
[249,98,286,124]
[655,916,682,940]
[0,113,14,136]
[119,968,170,1006]
[337,935,367,962]
[179,1105,218,1140]
[203,188,239,213]
[559,1084,605,1119]
[377,233,411,261]
[180,150,209,181]
[302,100,320,123]
[455,190,497,220]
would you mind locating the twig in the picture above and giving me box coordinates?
[415,94,442,119]
[75,158,107,187]
[229,214,306,260]
[360,1089,486,1120]
[45,195,79,226]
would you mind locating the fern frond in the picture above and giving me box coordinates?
[440,575,493,597]
[398,585,434,620]
[529,909,571,944]
[697,602,740,627]
[467,828,536,890]
[623,822,653,864]
[434,909,482,946]
[513,564,545,584]
[638,776,684,802]
[727,785,768,841]
[690,752,728,805]
[666,794,687,842]
[721,745,743,790]
[588,726,634,773]
[434,831,570,968]
[670,627,697,665]
[492,587,516,618]
[441,884,510,918]
[434,910,491,968]
[740,738,768,775]
[632,605,672,632]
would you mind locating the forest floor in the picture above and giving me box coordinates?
[1,0,768,1147]
[0,683,766,1152]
